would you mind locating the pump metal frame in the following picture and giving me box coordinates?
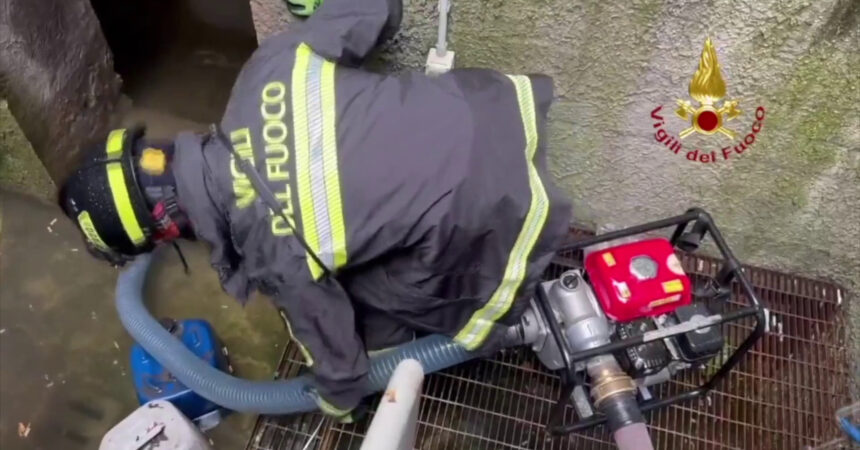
[537,208,767,434]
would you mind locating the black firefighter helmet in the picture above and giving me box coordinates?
[59,127,158,265]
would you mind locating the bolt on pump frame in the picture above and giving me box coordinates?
[538,208,767,434]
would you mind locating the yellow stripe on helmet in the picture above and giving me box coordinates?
[105,129,146,246]
[77,210,110,251]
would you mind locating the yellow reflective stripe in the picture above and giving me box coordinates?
[292,43,349,279]
[279,309,314,366]
[77,211,109,251]
[106,128,125,157]
[292,44,324,279]
[316,396,352,417]
[105,129,146,246]
[320,59,348,269]
[454,75,550,350]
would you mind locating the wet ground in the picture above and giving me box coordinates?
[0,190,288,449]
[0,1,283,447]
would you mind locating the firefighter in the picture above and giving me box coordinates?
[58,0,572,421]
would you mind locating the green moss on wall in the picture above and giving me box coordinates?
[0,101,55,202]
[712,42,857,258]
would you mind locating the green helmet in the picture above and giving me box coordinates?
[287,0,323,17]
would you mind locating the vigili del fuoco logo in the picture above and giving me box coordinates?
[651,38,765,164]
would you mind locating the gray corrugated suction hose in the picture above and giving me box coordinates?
[116,253,481,414]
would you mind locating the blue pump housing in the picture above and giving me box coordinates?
[130,319,229,424]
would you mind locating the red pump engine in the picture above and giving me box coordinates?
[523,210,763,444]
[584,238,692,322]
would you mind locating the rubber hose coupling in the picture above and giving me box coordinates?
[599,391,645,433]
[588,357,643,433]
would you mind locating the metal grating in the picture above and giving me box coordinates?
[247,236,854,450]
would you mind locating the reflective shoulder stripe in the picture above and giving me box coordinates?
[105,129,146,246]
[454,75,550,350]
[292,44,322,278]
[291,43,349,279]
[321,60,348,270]
[77,211,110,251]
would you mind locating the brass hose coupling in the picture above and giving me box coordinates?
[590,365,637,408]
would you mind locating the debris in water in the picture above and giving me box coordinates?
[18,422,31,438]
[113,360,118,365]
[113,341,120,350]
[837,289,842,306]
[45,381,54,388]
[46,226,53,233]
[49,218,57,226]
[91,311,98,320]
[221,305,228,309]
[70,248,79,252]
[28,304,34,311]
[0,329,5,334]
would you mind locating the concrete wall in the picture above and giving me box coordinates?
[0,101,55,201]
[0,0,121,183]
[251,0,859,294]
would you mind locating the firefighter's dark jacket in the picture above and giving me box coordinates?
[171,0,572,413]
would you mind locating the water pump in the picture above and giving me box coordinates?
[509,208,766,449]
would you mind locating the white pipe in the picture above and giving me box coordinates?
[360,360,425,450]
[435,0,449,56]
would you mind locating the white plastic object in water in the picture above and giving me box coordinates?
[100,400,213,450]
[360,359,425,450]
[425,0,454,75]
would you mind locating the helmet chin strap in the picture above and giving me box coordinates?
[170,241,190,274]
[143,199,188,274]
[135,160,192,274]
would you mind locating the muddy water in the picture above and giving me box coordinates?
[0,191,288,449]
[0,2,280,447]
